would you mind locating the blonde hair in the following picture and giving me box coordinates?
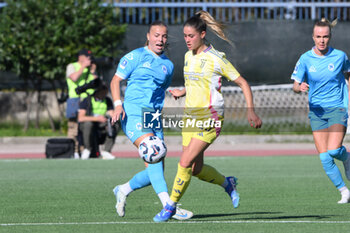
[184,10,233,46]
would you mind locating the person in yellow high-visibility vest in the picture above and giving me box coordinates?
[66,49,97,158]
[78,83,119,160]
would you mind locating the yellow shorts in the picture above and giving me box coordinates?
[182,118,223,147]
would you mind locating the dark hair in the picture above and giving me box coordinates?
[184,10,233,46]
[184,13,207,34]
[148,20,168,33]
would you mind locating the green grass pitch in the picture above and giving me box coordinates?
[1,155,350,233]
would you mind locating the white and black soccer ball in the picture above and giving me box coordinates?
[138,136,167,164]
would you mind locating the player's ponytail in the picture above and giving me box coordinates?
[184,10,233,46]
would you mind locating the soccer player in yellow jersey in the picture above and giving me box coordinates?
[153,11,262,222]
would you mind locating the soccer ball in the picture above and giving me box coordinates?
[138,136,167,164]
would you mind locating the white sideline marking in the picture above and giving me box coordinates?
[2,220,350,226]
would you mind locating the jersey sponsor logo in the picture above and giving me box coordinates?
[162,65,167,74]
[328,63,335,71]
[120,60,127,69]
[185,76,199,81]
[143,62,151,68]
[309,65,317,73]
[126,53,134,60]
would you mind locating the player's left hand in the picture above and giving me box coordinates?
[247,109,262,129]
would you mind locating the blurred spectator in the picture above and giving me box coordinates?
[78,83,119,160]
[66,49,97,158]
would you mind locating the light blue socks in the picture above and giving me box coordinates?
[129,160,167,194]
[129,169,151,190]
[147,160,168,194]
[320,151,345,189]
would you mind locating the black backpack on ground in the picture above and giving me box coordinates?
[45,138,75,159]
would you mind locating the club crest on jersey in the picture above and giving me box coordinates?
[143,62,151,68]
[328,63,335,71]
[162,65,167,74]
[309,66,317,73]
[126,53,134,60]
[120,60,128,69]
[200,59,206,68]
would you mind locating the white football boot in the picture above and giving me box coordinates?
[113,186,127,217]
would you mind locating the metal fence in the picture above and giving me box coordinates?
[2,1,350,24]
[106,0,350,24]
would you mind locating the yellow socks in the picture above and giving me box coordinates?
[194,164,225,186]
[170,163,192,203]
[170,164,225,203]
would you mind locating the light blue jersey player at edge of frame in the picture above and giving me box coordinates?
[110,21,193,221]
[116,46,173,142]
[292,43,350,204]
[292,47,350,111]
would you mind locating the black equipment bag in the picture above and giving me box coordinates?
[45,138,75,159]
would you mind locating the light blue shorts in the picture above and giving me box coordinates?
[309,107,348,131]
[121,113,163,143]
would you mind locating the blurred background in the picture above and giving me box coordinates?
[1,0,349,135]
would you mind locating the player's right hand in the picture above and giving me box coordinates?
[299,82,309,92]
[111,105,125,123]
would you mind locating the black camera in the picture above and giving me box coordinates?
[75,78,102,95]
[91,57,115,68]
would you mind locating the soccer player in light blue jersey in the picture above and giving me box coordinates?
[292,19,350,204]
[110,21,192,220]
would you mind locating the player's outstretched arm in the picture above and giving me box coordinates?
[233,76,262,129]
[110,75,125,123]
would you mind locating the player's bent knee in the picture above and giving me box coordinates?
[328,146,346,158]
[191,165,203,176]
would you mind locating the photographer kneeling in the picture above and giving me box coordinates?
[78,83,119,160]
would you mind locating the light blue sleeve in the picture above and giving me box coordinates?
[291,56,306,83]
[343,54,350,73]
[163,63,174,90]
[115,50,140,80]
